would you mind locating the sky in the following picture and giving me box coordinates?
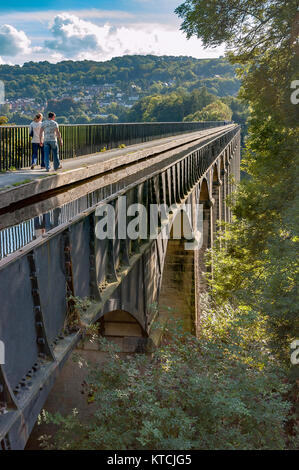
[0,1,224,65]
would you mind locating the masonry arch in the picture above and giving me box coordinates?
[212,162,220,185]
[211,163,222,239]
[219,154,227,223]
[219,152,224,170]
[156,207,196,339]
[198,178,212,250]
[98,309,148,353]
[199,177,211,206]
[167,202,194,242]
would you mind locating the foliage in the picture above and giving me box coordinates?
[39,301,294,450]
[7,112,32,125]
[47,98,78,116]
[126,87,218,122]
[64,296,92,333]
[175,0,297,60]
[222,95,249,123]
[55,116,68,124]
[184,100,232,121]
[0,116,8,125]
[176,0,299,421]
[0,56,237,101]
[0,55,242,125]
[207,120,299,367]
[12,179,32,187]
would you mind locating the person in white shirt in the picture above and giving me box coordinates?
[40,112,63,172]
[29,113,45,169]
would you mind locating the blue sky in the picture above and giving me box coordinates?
[0,0,178,14]
[0,1,224,64]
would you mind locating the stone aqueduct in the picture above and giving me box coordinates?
[0,124,240,449]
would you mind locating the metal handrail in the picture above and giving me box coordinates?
[0,121,232,170]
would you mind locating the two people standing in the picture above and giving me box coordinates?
[29,112,63,172]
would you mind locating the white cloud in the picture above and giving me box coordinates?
[44,14,224,61]
[112,24,224,59]
[44,14,114,57]
[0,24,32,57]
[0,10,224,64]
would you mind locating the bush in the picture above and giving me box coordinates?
[184,100,232,121]
[39,296,294,450]
[56,116,68,124]
[0,116,8,125]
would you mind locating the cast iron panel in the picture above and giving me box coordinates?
[69,219,90,299]
[95,236,108,285]
[34,236,67,344]
[0,258,38,390]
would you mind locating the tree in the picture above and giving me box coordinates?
[221,96,250,145]
[0,116,8,125]
[126,88,219,123]
[184,100,232,121]
[175,0,298,60]
[176,0,299,421]
[47,98,76,116]
[107,114,119,123]
[56,116,68,124]
[74,115,90,124]
[40,311,292,450]
[0,56,238,104]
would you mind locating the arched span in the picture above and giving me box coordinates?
[167,204,194,242]
[99,308,150,353]
[99,309,147,340]
[199,178,211,207]
[157,210,196,337]
[212,162,220,185]
[220,153,226,176]
[211,162,222,241]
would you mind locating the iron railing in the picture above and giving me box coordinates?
[0,121,231,170]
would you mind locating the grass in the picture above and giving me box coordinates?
[0,173,55,191]
[12,179,32,187]
[0,166,17,173]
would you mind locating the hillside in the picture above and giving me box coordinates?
[0,55,246,126]
[0,55,239,100]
